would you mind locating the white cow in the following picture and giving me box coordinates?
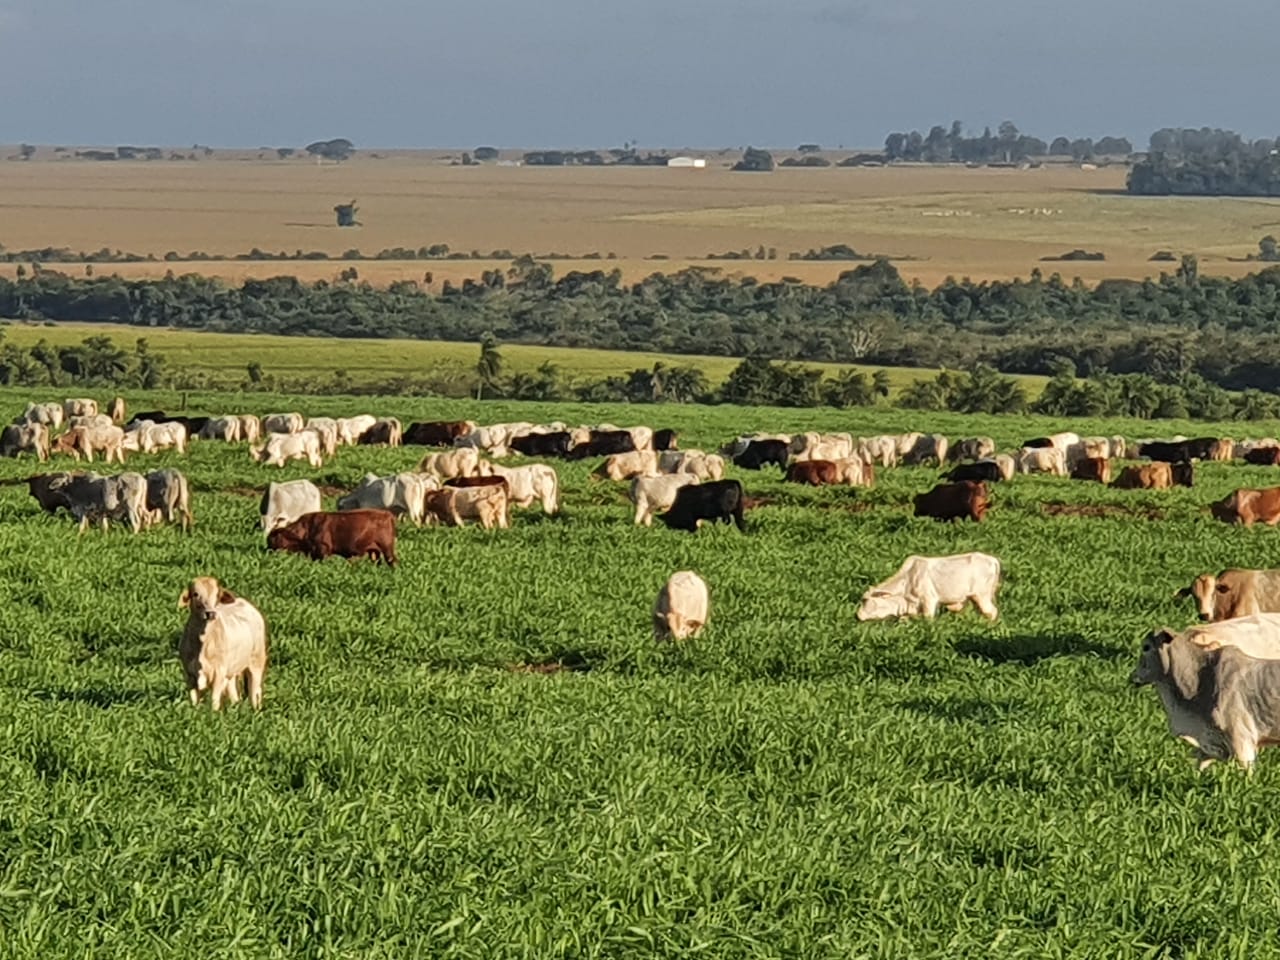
[251,431,323,468]
[678,453,726,482]
[903,433,949,466]
[63,398,98,420]
[630,475,700,526]
[855,435,899,468]
[337,472,437,525]
[478,462,560,515]
[335,415,377,446]
[178,576,268,711]
[992,454,1017,482]
[304,417,339,457]
[68,414,114,432]
[20,402,63,430]
[260,479,323,532]
[263,412,304,435]
[1018,446,1067,476]
[593,450,659,481]
[134,420,187,455]
[856,553,1001,622]
[792,432,855,463]
[653,571,709,641]
[199,416,242,443]
[418,447,481,481]
[238,415,262,444]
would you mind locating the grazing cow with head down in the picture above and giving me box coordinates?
[733,439,789,471]
[653,571,709,641]
[145,468,193,531]
[267,509,398,565]
[260,479,323,533]
[1244,447,1280,466]
[20,402,63,430]
[785,460,842,486]
[403,420,475,446]
[476,462,559,515]
[659,479,746,533]
[510,431,573,459]
[263,412,304,435]
[593,450,658,481]
[338,472,437,525]
[949,437,996,463]
[1070,457,1111,484]
[358,418,403,447]
[63,398,98,420]
[1,422,49,461]
[652,429,679,452]
[178,576,267,711]
[857,553,1001,622]
[1179,569,1280,622]
[1210,488,1280,526]
[630,474,700,526]
[913,481,988,522]
[26,472,77,515]
[251,431,323,468]
[422,486,508,529]
[1112,463,1173,490]
[1017,446,1066,476]
[418,447,481,481]
[945,459,1005,484]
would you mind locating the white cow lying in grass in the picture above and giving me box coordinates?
[857,552,1002,622]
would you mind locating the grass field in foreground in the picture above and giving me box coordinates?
[3,389,1280,955]
[0,321,1050,398]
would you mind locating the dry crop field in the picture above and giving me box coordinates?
[3,151,1280,289]
[3,388,1280,955]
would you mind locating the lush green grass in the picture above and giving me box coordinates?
[0,321,1050,398]
[4,389,1280,956]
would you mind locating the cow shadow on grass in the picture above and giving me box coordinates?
[955,633,1119,666]
[31,684,153,708]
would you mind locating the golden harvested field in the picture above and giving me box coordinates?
[2,152,1279,290]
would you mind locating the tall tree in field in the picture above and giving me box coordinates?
[475,334,503,399]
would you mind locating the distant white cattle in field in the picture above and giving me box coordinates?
[178,576,267,711]
[199,416,242,443]
[63,398,98,420]
[624,426,654,451]
[1018,446,1067,476]
[251,431,323,468]
[653,570,709,641]
[893,432,923,459]
[477,462,559,515]
[792,432,854,463]
[260,479,323,532]
[719,433,790,459]
[53,424,126,464]
[1079,436,1112,460]
[857,552,1001,622]
[418,447,481,480]
[133,420,187,455]
[855,435,899,468]
[836,456,874,487]
[1,422,49,461]
[1131,622,1280,771]
[63,471,149,533]
[263,412,304,435]
[630,474,701,526]
[238,415,262,444]
[337,472,437,525]
[903,433,948,466]
[454,424,511,457]
[304,417,339,457]
[1109,435,1129,460]
[992,454,1017,481]
[144,468,193,531]
[949,437,995,462]
[20,402,63,430]
[593,450,658,481]
[335,415,376,445]
[68,413,114,432]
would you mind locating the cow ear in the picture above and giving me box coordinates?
[218,588,236,604]
[177,588,191,609]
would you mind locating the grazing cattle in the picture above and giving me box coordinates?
[856,435,899,468]
[659,449,700,473]
[476,462,559,515]
[421,486,508,529]
[857,552,1001,622]
[785,460,843,486]
[260,479,323,533]
[250,431,323,468]
[733,439,789,471]
[108,396,126,424]
[1210,488,1280,527]
[69,413,114,432]
[132,420,187,455]
[418,447,481,481]
[53,424,126,464]
[1070,457,1111,484]
[949,437,996,462]
[127,410,168,427]
[991,454,1017,481]
[1139,440,1197,463]
[1022,436,1054,449]
[455,424,514,457]
[26,472,77,514]
[652,429,679,452]
[1178,569,1280,623]
[1,422,49,461]
[569,429,638,459]
[1112,463,1175,490]
[263,412,304,435]
[64,471,149,533]
[358,417,403,447]
[1109,436,1129,460]
[20,402,63,430]
[837,457,874,488]
[403,420,475,446]
[334,415,377,446]
[676,452,726,482]
[1207,439,1234,462]
[653,571,709,641]
[338,472,436,525]
[303,417,339,457]
[945,459,1005,484]
[267,509,398,564]
[445,475,509,494]
[1078,436,1111,461]
[629,474,701,526]
[238,415,262,444]
[1244,447,1280,466]
[1131,623,1280,771]
[593,450,658,481]
[893,432,924,459]
[63,398,98,419]
[510,431,573,458]
[145,468,193,531]
[178,577,268,711]
[199,416,242,443]
[659,479,746,533]
[1017,446,1066,476]
[913,481,988,522]
[1171,461,1195,487]
[903,433,949,467]
[791,432,854,463]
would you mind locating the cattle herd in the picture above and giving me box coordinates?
[15,397,1280,769]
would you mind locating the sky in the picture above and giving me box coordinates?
[2,0,1277,151]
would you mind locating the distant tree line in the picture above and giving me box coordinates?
[16,258,1280,397]
[1128,128,1280,196]
[883,121,1131,164]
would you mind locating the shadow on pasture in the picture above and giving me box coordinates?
[70,627,170,666]
[955,633,1118,666]
[507,647,598,674]
[895,695,1025,725]
[31,684,153,708]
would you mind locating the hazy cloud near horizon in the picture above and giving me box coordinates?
[2,0,1277,150]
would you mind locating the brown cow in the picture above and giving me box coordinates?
[1177,569,1280,622]
[422,486,508,529]
[784,460,842,486]
[1245,447,1280,466]
[1207,439,1234,462]
[1070,457,1111,484]
[266,509,398,565]
[403,420,474,446]
[1211,488,1280,527]
[913,481,988,522]
[1112,463,1172,490]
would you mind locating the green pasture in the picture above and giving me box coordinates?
[2,390,1280,957]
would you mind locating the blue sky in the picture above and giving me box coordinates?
[2,0,1276,150]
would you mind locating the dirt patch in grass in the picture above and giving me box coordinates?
[1040,502,1165,521]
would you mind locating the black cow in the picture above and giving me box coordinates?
[945,459,1004,483]
[733,439,789,471]
[1022,437,1054,448]
[126,410,169,428]
[652,429,679,452]
[403,420,471,446]
[1171,461,1195,487]
[1139,441,1192,463]
[510,431,573,458]
[568,430,637,459]
[659,480,746,533]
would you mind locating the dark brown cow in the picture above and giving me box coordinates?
[1112,463,1172,490]
[445,475,510,495]
[1071,457,1111,484]
[913,481,988,522]
[403,421,471,446]
[1211,488,1280,527]
[784,460,841,486]
[1245,447,1280,466]
[266,509,397,565]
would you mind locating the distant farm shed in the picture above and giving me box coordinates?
[667,156,707,169]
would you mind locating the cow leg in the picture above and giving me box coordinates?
[210,672,226,711]
[1231,729,1259,772]
[972,594,999,621]
[732,505,746,532]
[944,602,966,613]
[247,666,264,710]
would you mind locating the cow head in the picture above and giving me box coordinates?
[1130,629,1175,686]
[249,444,266,462]
[1171,461,1195,488]
[1209,494,1238,523]
[179,576,236,621]
[856,590,908,622]
[1176,575,1219,621]
[266,524,304,552]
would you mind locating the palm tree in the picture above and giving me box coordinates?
[475,334,503,399]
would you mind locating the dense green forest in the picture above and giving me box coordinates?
[1127,128,1280,196]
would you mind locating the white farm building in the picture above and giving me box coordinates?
[667,156,707,169]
